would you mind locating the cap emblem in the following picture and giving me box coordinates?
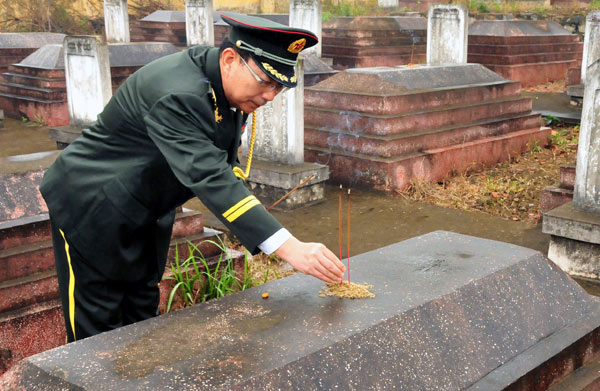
[287,38,306,54]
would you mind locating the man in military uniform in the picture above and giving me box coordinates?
[40,12,345,342]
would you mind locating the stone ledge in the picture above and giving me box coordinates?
[241,158,329,189]
[543,202,600,245]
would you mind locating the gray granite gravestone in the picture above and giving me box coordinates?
[2,231,600,390]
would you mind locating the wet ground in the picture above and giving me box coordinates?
[2,113,598,295]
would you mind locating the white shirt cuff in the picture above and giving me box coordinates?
[258,228,292,255]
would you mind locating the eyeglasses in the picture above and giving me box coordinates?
[239,55,288,94]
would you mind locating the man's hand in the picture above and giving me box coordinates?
[274,236,345,283]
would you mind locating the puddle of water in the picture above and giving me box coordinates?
[0,118,56,158]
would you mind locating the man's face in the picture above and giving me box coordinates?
[221,48,285,113]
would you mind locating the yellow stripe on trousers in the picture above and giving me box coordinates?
[59,229,76,341]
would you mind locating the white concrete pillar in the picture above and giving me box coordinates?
[186,0,214,47]
[574,36,600,213]
[290,0,321,57]
[581,12,600,83]
[63,36,112,126]
[103,0,130,43]
[243,58,305,164]
[427,4,468,65]
[378,0,398,7]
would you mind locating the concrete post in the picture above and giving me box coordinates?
[103,0,130,43]
[427,4,468,66]
[185,0,214,47]
[244,58,304,164]
[574,44,600,212]
[63,36,112,127]
[289,0,321,57]
[581,12,600,85]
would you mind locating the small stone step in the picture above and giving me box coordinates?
[540,185,574,213]
[306,80,521,115]
[306,127,550,192]
[0,240,55,283]
[548,351,600,391]
[469,50,582,66]
[0,81,66,101]
[322,44,426,57]
[0,72,66,89]
[469,34,580,45]
[305,96,532,136]
[0,270,58,313]
[469,42,585,56]
[482,60,579,87]
[560,163,576,190]
[0,215,51,251]
[0,299,65,375]
[305,113,541,158]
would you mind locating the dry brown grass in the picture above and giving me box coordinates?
[402,125,579,224]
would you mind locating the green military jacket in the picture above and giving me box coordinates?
[40,46,283,280]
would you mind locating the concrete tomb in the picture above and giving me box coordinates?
[104,0,130,43]
[0,151,233,375]
[130,10,187,47]
[304,64,550,192]
[186,0,214,47]
[243,58,329,209]
[321,16,427,69]
[427,4,468,66]
[543,29,600,280]
[0,33,65,81]
[3,231,600,389]
[468,20,583,87]
[0,42,179,127]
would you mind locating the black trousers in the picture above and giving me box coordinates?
[51,222,163,342]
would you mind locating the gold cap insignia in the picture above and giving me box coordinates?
[287,38,306,54]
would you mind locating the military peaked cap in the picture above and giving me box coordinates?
[221,12,318,88]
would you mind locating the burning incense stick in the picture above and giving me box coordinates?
[338,184,343,263]
[347,188,351,284]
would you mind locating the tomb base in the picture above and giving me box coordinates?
[242,158,329,210]
[48,125,82,149]
[543,201,600,280]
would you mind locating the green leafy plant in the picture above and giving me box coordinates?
[527,140,542,154]
[543,114,562,127]
[164,238,249,313]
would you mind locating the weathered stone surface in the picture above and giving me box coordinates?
[427,4,468,65]
[0,33,65,77]
[468,20,583,87]
[304,64,548,191]
[104,0,130,43]
[322,16,427,69]
[3,231,600,390]
[302,53,336,87]
[543,202,600,245]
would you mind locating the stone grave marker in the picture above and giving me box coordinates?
[3,231,600,390]
[185,0,214,47]
[427,4,468,65]
[290,0,321,57]
[104,0,130,43]
[49,36,112,148]
[543,21,600,278]
[242,57,329,210]
[581,12,600,84]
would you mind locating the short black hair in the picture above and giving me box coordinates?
[219,37,251,61]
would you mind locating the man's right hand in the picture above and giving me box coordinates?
[274,236,346,283]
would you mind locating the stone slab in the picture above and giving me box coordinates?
[17,42,179,70]
[543,201,600,244]
[323,64,505,94]
[0,151,58,223]
[140,10,186,23]
[0,33,65,49]
[241,157,329,189]
[548,235,600,280]
[469,20,574,36]
[3,231,600,390]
